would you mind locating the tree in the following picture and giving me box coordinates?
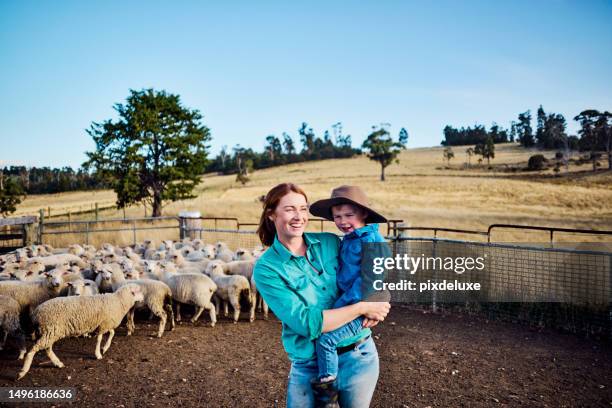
[443,147,454,166]
[84,89,211,217]
[574,110,601,171]
[282,132,295,155]
[593,111,612,170]
[474,136,495,166]
[398,128,409,146]
[0,176,25,217]
[265,135,282,163]
[465,147,475,167]
[517,111,534,147]
[361,125,406,181]
[536,105,547,147]
[232,145,254,185]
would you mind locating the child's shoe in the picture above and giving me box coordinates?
[310,377,340,408]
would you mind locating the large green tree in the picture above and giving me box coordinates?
[362,125,407,181]
[0,171,26,217]
[85,89,211,217]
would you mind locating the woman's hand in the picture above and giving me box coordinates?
[359,301,390,322]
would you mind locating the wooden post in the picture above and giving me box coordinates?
[39,209,44,244]
[47,206,51,218]
[95,203,99,221]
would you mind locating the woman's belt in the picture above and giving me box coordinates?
[337,335,371,355]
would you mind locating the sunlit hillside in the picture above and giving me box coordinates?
[14,143,612,242]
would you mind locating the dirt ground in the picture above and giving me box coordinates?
[1,305,611,407]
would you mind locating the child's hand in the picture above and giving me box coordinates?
[362,318,379,328]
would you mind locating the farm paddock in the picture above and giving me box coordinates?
[1,306,611,407]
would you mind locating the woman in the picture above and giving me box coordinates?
[253,183,391,408]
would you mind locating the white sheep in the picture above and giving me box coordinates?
[168,252,210,274]
[160,263,217,326]
[28,253,87,269]
[0,295,26,359]
[206,263,254,323]
[233,248,255,261]
[66,279,99,296]
[17,284,144,380]
[215,242,234,262]
[101,266,175,338]
[0,272,63,315]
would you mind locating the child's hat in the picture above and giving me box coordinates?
[309,185,387,224]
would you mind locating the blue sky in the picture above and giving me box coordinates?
[1,1,611,168]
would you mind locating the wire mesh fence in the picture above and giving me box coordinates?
[388,237,612,338]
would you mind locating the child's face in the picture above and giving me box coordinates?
[331,204,367,234]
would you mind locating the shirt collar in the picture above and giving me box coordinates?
[346,223,378,238]
[272,233,320,262]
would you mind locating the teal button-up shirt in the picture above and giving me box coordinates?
[253,232,371,362]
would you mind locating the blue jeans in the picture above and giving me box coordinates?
[287,336,379,408]
[316,317,365,379]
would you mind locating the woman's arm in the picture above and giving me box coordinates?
[322,301,390,333]
[254,263,390,339]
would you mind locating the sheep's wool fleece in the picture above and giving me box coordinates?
[32,289,136,339]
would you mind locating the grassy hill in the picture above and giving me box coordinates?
[14,143,612,242]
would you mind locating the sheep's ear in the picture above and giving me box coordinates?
[66,282,73,287]
[84,282,91,286]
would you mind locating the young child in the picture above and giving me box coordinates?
[309,185,389,405]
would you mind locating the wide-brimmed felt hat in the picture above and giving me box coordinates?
[309,185,387,224]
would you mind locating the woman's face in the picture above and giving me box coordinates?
[269,191,309,241]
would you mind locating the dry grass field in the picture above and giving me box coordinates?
[13,143,612,244]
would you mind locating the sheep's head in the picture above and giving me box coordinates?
[143,260,158,275]
[100,266,114,281]
[42,272,62,289]
[121,284,144,303]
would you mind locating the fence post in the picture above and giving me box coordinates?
[47,206,51,218]
[431,238,438,313]
[132,220,137,246]
[38,209,44,244]
[95,203,99,221]
[85,222,90,246]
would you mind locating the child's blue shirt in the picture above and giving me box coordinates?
[333,223,386,308]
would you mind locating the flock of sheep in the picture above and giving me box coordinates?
[0,238,267,380]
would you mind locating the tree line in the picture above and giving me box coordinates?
[206,121,361,176]
[0,166,105,194]
[441,106,611,170]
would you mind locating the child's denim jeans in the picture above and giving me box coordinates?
[315,316,364,379]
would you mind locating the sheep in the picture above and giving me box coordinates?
[123,247,142,264]
[101,266,174,338]
[206,263,254,323]
[17,284,144,380]
[168,252,210,274]
[233,248,254,261]
[186,244,215,261]
[0,295,26,359]
[215,242,234,262]
[92,261,120,293]
[159,263,217,326]
[9,260,46,282]
[29,253,87,269]
[0,272,62,315]
[66,279,99,297]
[251,273,269,320]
